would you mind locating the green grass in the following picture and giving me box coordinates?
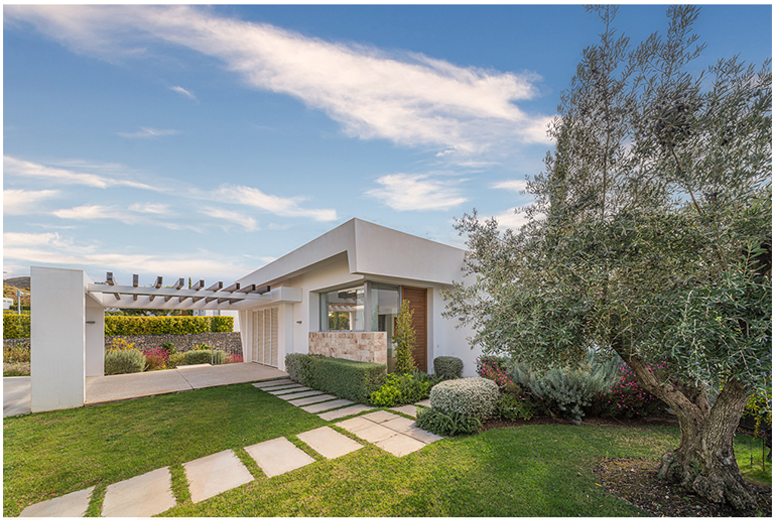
[2,383,326,516]
[734,432,772,487]
[4,384,770,517]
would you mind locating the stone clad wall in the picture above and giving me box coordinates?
[308,331,387,364]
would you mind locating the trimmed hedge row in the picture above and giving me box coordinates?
[3,315,30,339]
[285,353,386,404]
[3,315,233,339]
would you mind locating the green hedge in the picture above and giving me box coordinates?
[286,354,386,404]
[3,315,234,339]
[104,316,233,336]
[3,315,30,339]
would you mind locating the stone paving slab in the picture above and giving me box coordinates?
[335,416,374,433]
[416,399,431,407]
[265,385,306,394]
[19,486,94,517]
[86,370,191,404]
[361,410,399,423]
[404,425,444,444]
[277,390,323,401]
[297,426,363,460]
[389,404,418,418]
[343,422,398,444]
[318,404,374,421]
[288,394,336,406]
[382,416,416,433]
[102,467,176,517]
[252,379,292,388]
[301,398,354,413]
[183,449,253,503]
[245,437,315,478]
[375,433,427,457]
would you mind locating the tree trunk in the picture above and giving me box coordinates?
[620,354,762,510]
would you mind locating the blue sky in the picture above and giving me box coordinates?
[3,3,772,283]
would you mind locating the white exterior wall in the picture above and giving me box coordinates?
[428,284,480,377]
[30,267,92,412]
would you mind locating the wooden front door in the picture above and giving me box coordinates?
[401,286,427,372]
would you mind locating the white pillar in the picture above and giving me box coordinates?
[238,309,252,363]
[85,295,105,376]
[277,303,294,371]
[31,267,93,412]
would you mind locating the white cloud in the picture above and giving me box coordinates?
[202,206,259,232]
[215,184,337,222]
[129,202,171,214]
[170,85,196,100]
[365,173,467,211]
[52,204,192,231]
[5,4,554,158]
[2,232,251,280]
[493,205,542,230]
[3,189,60,215]
[118,127,180,139]
[491,179,529,193]
[3,155,159,191]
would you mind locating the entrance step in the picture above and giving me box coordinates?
[102,467,175,517]
[264,384,305,394]
[244,437,315,478]
[252,379,292,388]
[19,487,94,517]
[297,426,362,460]
[276,390,323,401]
[288,394,336,406]
[183,450,253,503]
[300,398,353,414]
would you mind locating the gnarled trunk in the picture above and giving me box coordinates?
[621,354,762,510]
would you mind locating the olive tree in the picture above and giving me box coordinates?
[444,6,771,509]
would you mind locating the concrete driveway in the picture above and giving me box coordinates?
[3,364,287,417]
[3,376,31,418]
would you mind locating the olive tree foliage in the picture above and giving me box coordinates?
[444,6,771,508]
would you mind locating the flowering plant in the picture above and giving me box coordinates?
[476,355,521,394]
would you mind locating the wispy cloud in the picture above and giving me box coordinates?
[117,127,181,139]
[491,179,529,193]
[493,205,541,230]
[129,202,171,214]
[51,204,192,231]
[202,206,259,232]
[170,85,197,100]
[3,189,60,215]
[3,232,251,280]
[3,155,159,191]
[215,184,337,222]
[365,173,467,211]
[5,4,553,159]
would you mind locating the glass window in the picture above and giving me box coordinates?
[320,285,365,331]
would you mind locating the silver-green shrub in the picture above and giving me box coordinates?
[510,352,618,424]
[429,377,499,421]
[184,349,225,365]
[105,349,146,375]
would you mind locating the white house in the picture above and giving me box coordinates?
[236,218,478,374]
[28,218,479,412]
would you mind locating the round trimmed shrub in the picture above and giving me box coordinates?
[105,349,146,375]
[433,356,463,380]
[429,377,499,421]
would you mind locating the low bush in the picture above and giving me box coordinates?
[210,316,234,333]
[497,392,535,421]
[434,356,463,380]
[511,352,619,425]
[3,362,30,377]
[167,352,186,368]
[309,355,386,404]
[476,355,521,394]
[143,347,170,371]
[226,353,243,364]
[108,337,136,353]
[192,343,213,351]
[3,344,30,363]
[416,406,481,436]
[160,342,177,355]
[592,363,669,419]
[286,353,313,386]
[369,371,441,407]
[3,314,30,339]
[184,349,226,365]
[105,349,146,375]
[429,377,499,421]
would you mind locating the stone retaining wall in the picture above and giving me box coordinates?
[4,332,243,357]
[308,331,387,364]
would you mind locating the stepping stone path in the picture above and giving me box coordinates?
[19,381,441,517]
[102,467,175,517]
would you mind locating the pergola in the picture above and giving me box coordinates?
[29,266,302,413]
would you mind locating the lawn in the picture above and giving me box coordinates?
[3,383,770,517]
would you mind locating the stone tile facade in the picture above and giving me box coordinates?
[308,331,387,364]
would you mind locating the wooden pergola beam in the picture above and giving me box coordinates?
[223,282,240,293]
[154,276,163,289]
[106,272,116,286]
[206,281,223,292]
[133,274,139,288]
[191,279,205,291]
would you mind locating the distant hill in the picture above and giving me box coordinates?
[3,277,30,291]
